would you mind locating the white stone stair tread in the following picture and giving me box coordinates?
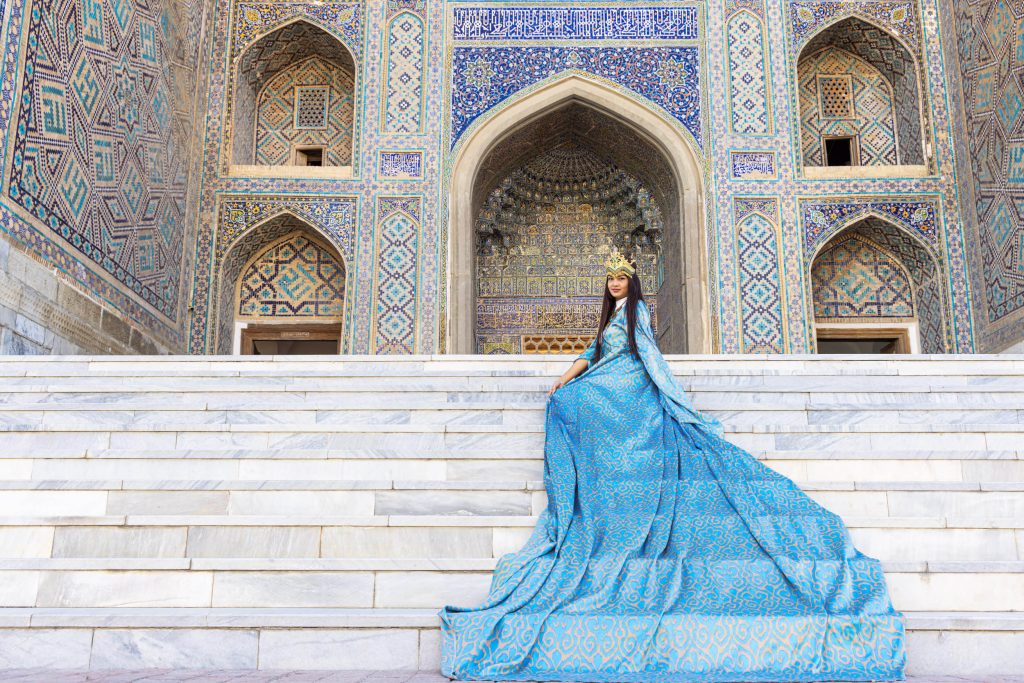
[2,514,1022,528]
[2,479,1020,492]
[0,607,1018,630]
[1,558,1020,572]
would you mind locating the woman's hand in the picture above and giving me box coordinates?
[549,377,566,395]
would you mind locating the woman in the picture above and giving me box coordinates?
[439,249,906,682]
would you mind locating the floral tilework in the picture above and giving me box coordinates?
[450,47,702,149]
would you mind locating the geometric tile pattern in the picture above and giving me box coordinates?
[383,12,425,133]
[238,233,345,318]
[450,46,702,149]
[798,17,924,165]
[254,55,355,166]
[799,47,898,166]
[812,234,915,318]
[7,0,189,320]
[728,11,772,135]
[736,210,785,353]
[811,216,949,352]
[373,197,420,353]
[232,21,357,166]
[952,0,1024,338]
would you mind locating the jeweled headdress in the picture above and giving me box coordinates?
[604,248,636,277]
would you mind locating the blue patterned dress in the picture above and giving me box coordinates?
[439,299,906,682]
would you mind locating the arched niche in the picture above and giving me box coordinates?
[809,215,947,353]
[232,20,357,173]
[215,212,349,354]
[447,75,710,355]
[797,17,928,177]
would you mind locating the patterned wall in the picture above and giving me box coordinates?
[798,47,898,165]
[798,16,926,165]
[0,0,207,347]
[238,232,346,318]
[0,0,988,356]
[254,55,355,166]
[812,234,915,318]
[950,0,1024,349]
[231,18,359,166]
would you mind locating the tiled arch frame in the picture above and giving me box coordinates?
[789,10,931,173]
[804,211,951,352]
[445,73,711,354]
[207,201,358,354]
[224,15,363,175]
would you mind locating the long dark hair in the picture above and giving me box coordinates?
[592,269,644,363]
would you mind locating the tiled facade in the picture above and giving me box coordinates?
[0,0,1021,354]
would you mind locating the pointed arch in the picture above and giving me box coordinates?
[214,210,351,354]
[808,213,948,352]
[796,15,927,169]
[231,19,358,167]
[446,74,710,354]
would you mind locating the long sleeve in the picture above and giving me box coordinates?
[634,299,724,437]
[576,333,598,363]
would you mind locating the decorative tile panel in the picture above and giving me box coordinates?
[735,206,785,353]
[731,151,777,179]
[382,11,425,133]
[373,196,421,353]
[812,234,915,318]
[727,11,772,135]
[450,46,701,149]
[451,6,699,41]
[379,151,424,179]
[238,233,346,318]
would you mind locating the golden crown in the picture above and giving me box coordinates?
[604,248,635,277]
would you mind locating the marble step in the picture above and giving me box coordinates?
[4,375,1024,394]
[2,391,1024,411]
[0,609,1018,675]
[1,517,1021,562]
[12,456,1024,484]
[0,559,1020,612]
[0,409,1021,431]
[0,482,1022,518]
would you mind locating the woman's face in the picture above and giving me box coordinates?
[607,273,630,300]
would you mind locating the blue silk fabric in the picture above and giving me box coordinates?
[439,299,906,682]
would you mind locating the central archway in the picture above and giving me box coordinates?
[447,75,710,354]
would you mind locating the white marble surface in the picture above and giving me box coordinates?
[0,629,92,668]
[227,491,375,516]
[52,527,185,559]
[321,527,492,559]
[186,527,319,558]
[0,529,53,559]
[35,571,211,608]
[211,572,373,608]
[258,629,418,669]
[90,629,257,668]
[373,572,490,609]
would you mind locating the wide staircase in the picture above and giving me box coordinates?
[0,355,1021,676]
